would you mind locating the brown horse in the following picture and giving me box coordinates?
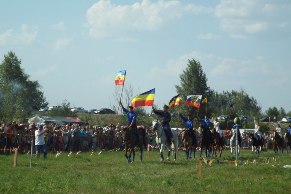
[285,131,291,154]
[211,129,225,158]
[181,130,193,160]
[123,126,146,162]
[273,131,284,154]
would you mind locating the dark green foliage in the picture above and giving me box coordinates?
[175,59,209,116]
[45,101,77,117]
[176,58,262,119]
[0,51,47,122]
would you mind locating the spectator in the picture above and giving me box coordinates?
[35,124,47,159]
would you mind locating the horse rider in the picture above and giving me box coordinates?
[179,113,195,145]
[119,101,138,139]
[232,117,242,146]
[286,125,291,135]
[214,117,222,138]
[152,105,172,145]
[254,123,262,141]
[202,115,213,138]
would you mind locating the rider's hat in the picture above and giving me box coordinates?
[163,104,169,109]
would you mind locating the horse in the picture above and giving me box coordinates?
[248,133,264,154]
[199,125,213,158]
[211,128,225,158]
[181,129,197,160]
[285,131,291,154]
[273,131,284,154]
[229,128,242,156]
[123,126,146,163]
[152,120,178,161]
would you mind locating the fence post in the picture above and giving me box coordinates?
[13,148,18,167]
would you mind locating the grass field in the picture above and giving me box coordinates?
[1,149,291,194]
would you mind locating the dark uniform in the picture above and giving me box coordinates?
[152,105,172,144]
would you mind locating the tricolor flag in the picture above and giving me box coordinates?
[185,95,202,108]
[131,88,155,108]
[169,94,181,108]
[115,70,126,86]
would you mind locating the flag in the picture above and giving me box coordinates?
[131,88,155,108]
[169,94,180,108]
[202,97,208,104]
[115,70,126,86]
[185,95,202,108]
[175,96,181,106]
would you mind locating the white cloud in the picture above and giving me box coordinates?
[0,24,38,46]
[197,33,220,40]
[86,0,210,39]
[53,37,72,50]
[215,0,291,38]
[147,51,214,80]
[51,21,66,31]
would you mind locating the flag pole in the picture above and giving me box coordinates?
[118,72,126,114]
[206,101,208,116]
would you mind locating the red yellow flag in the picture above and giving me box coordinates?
[115,70,126,86]
[131,88,155,108]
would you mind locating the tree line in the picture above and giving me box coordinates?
[0,52,290,123]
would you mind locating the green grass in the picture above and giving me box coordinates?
[1,150,291,194]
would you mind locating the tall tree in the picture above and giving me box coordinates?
[265,107,280,121]
[175,59,209,116]
[0,51,47,122]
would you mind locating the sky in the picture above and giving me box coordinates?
[0,0,290,113]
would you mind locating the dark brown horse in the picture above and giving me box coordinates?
[181,130,196,160]
[285,131,291,154]
[200,124,213,158]
[211,129,225,158]
[123,126,146,162]
[273,131,284,154]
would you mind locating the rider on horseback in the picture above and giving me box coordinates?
[119,101,138,140]
[254,123,262,141]
[179,113,195,145]
[152,105,172,145]
[286,125,291,135]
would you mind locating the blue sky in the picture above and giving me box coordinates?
[1,0,290,113]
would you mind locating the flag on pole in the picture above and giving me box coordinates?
[115,70,126,86]
[169,94,181,108]
[131,88,155,108]
[202,97,208,104]
[185,95,202,108]
[175,96,181,106]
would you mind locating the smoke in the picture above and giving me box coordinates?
[11,81,23,93]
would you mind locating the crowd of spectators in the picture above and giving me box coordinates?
[0,120,286,155]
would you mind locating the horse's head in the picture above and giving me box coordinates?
[152,119,159,131]
[247,132,254,138]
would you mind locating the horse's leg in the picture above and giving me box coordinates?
[237,145,240,156]
[160,144,164,161]
[189,147,192,158]
[140,145,143,161]
[205,146,208,158]
[125,146,129,161]
[173,142,177,161]
[128,148,132,163]
[186,147,189,160]
[167,146,171,161]
[132,148,135,162]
